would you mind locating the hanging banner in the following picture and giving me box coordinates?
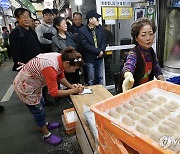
[118,7,133,19]
[102,7,118,20]
[147,5,155,21]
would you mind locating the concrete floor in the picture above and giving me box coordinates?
[0,60,82,154]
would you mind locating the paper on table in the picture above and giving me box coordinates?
[79,88,92,95]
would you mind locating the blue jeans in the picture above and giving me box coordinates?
[85,59,103,85]
[26,97,46,128]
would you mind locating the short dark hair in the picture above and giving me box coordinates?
[14,8,31,18]
[62,47,84,67]
[42,8,53,15]
[131,17,156,45]
[34,19,40,22]
[2,26,7,31]
[73,12,82,18]
[53,16,65,31]
[52,9,59,15]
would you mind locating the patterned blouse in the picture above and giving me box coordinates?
[122,46,163,78]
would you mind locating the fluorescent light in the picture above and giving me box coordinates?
[75,0,82,6]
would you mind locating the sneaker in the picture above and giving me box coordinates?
[43,134,62,145]
[47,122,60,130]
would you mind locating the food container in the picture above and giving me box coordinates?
[91,80,180,154]
[63,108,75,128]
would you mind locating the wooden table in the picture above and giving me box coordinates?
[70,84,138,154]
[70,85,113,153]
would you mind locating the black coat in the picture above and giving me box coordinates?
[9,26,41,70]
[79,25,107,63]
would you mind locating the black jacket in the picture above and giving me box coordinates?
[79,25,107,62]
[9,26,41,70]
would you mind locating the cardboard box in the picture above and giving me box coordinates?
[63,108,75,128]
[61,115,75,135]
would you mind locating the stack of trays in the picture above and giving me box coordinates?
[62,108,76,135]
[91,80,180,154]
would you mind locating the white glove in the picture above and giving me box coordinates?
[122,72,134,92]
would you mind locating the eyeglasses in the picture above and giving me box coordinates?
[19,15,30,19]
[44,13,53,17]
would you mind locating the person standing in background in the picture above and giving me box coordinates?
[52,9,60,19]
[36,9,56,53]
[9,8,41,71]
[79,10,107,86]
[68,12,84,84]
[34,19,41,28]
[2,26,11,58]
[52,16,79,84]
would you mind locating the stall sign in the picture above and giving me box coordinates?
[116,0,131,6]
[102,7,118,20]
[118,7,133,19]
[101,0,116,6]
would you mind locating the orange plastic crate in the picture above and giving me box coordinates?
[63,108,75,128]
[91,80,180,154]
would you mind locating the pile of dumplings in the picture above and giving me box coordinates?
[107,92,180,153]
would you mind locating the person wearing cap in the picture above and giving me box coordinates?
[36,8,57,53]
[79,10,107,85]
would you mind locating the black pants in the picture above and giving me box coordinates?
[65,68,80,84]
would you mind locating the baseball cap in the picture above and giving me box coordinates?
[42,8,53,15]
[86,10,101,20]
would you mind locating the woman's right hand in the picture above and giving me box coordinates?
[122,72,134,92]
[73,85,84,94]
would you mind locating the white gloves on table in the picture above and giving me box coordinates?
[122,72,134,92]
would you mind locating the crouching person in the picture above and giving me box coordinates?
[14,47,84,145]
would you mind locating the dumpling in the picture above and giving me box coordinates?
[121,115,135,126]
[156,96,167,103]
[164,103,177,112]
[129,100,139,106]
[134,107,146,115]
[151,99,163,105]
[116,106,127,114]
[123,103,134,111]
[108,110,121,118]
[127,111,140,120]
[163,120,178,130]
[145,92,154,99]
[138,103,151,112]
[147,113,160,123]
[136,123,150,135]
[134,98,144,103]
[140,117,155,127]
[150,130,163,143]
[158,124,175,135]
[140,94,150,102]
[177,114,180,120]
[145,102,156,109]
[152,110,165,119]
[169,100,179,108]
[168,117,180,125]
[159,106,171,116]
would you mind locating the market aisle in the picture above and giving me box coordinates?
[0,60,82,154]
